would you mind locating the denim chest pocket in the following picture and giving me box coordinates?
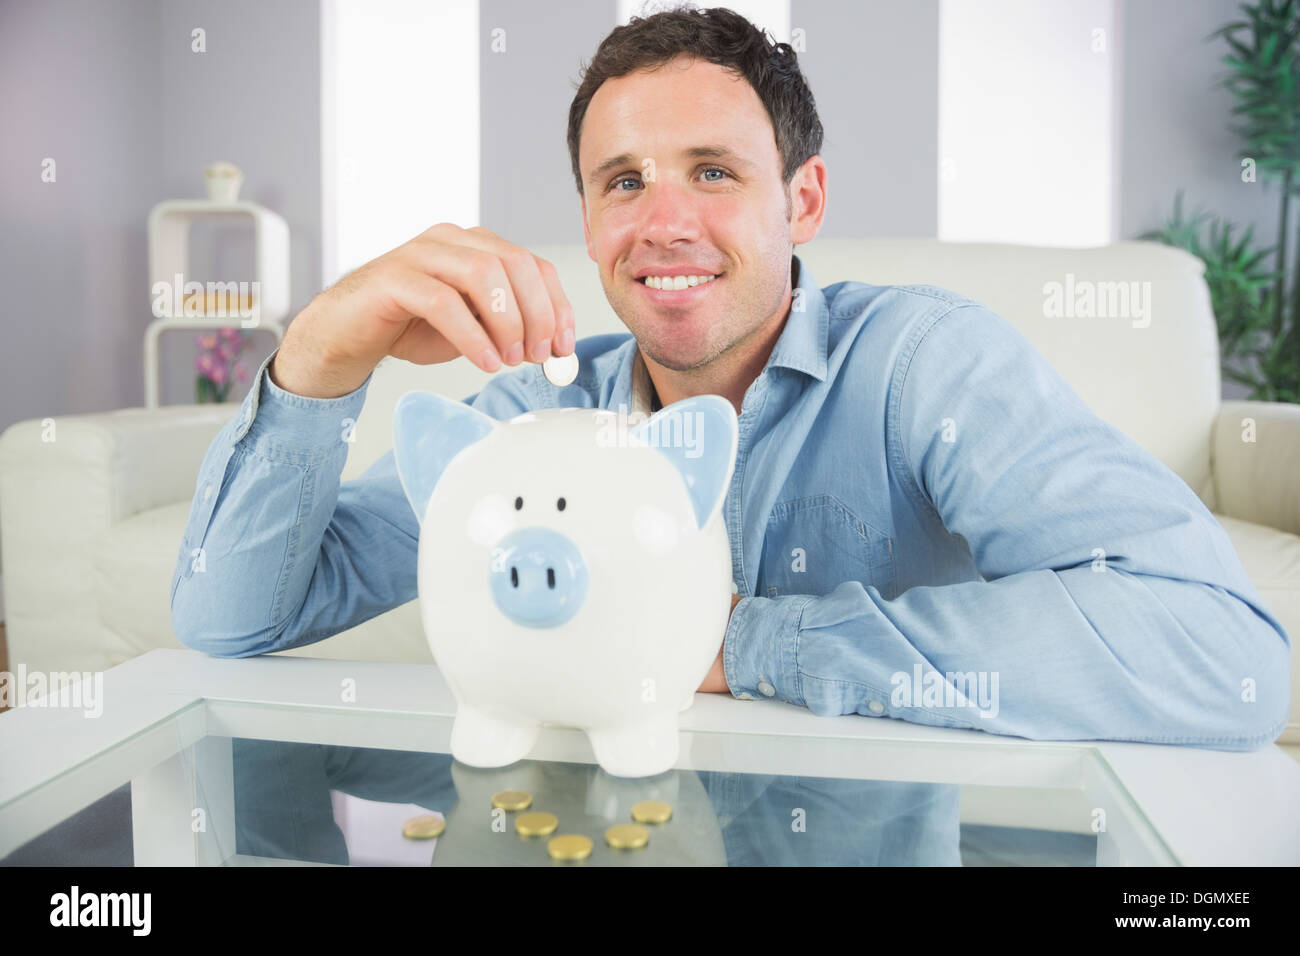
[758,494,896,600]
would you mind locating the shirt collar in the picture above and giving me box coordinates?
[625,252,829,415]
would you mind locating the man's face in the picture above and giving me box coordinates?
[578,56,798,372]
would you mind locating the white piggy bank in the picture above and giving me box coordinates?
[393,392,740,778]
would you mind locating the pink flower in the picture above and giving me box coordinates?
[196,352,217,376]
[217,340,236,361]
[219,326,241,342]
[197,334,218,351]
[210,363,228,385]
[235,363,249,383]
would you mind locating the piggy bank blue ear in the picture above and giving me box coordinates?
[393,391,498,522]
[628,394,738,529]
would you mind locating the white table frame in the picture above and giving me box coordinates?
[2,649,1298,866]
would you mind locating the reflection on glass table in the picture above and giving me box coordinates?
[6,736,1111,866]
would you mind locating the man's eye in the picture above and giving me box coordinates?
[608,167,733,191]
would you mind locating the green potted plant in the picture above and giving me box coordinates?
[1143,0,1300,403]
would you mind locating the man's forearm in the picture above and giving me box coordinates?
[723,568,1290,751]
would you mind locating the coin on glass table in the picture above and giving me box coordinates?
[491,790,533,811]
[605,823,650,850]
[630,800,673,824]
[401,814,446,840]
[543,351,579,387]
[547,834,593,861]
[515,812,559,838]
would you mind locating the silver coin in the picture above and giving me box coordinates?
[543,352,579,387]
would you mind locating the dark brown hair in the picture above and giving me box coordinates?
[566,4,824,197]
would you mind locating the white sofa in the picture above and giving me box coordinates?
[3,238,1298,742]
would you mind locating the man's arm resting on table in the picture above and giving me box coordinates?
[719,305,1291,751]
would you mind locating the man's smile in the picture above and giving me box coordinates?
[633,270,724,305]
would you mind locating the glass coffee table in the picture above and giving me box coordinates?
[2,649,1297,866]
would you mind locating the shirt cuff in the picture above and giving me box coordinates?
[722,593,814,705]
[232,347,374,462]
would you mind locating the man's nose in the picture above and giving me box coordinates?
[634,171,704,244]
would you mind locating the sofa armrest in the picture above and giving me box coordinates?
[0,404,236,668]
[1212,400,1300,537]
[0,404,237,525]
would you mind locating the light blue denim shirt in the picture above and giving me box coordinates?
[171,253,1292,752]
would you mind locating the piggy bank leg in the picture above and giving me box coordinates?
[450,705,540,768]
[587,713,681,778]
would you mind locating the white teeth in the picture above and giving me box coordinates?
[643,274,716,289]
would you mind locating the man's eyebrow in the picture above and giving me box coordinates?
[586,145,753,185]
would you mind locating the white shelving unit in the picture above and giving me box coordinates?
[145,199,291,408]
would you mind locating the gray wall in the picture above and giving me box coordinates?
[1115,0,1292,399]
[0,0,319,430]
[793,0,939,239]
[1117,0,1282,245]
[0,0,161,426]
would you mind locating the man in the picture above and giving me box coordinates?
[172,6,1289,752]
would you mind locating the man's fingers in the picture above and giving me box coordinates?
[388,272,503,373]
[533,254,576,355]
[459,226,560,362]
[400,241,525,363]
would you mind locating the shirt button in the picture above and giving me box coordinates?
[203,484,214,501]
[730,580,739,594]
[867,700,885,715]
[757,680,776,698]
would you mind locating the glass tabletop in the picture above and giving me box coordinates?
[0,696,1176,866]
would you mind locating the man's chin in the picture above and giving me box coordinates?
[638,338,725,374]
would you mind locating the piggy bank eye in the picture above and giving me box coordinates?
[514,496,523,511]
[556,497,566,512]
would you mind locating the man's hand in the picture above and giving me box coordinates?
[271,223,576,398]
[698,592,743,693]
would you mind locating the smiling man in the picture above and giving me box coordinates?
[172,6,1290,752]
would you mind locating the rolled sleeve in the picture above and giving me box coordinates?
[239,349,372,461]
[723,593,813,705]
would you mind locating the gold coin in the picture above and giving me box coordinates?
[630,800,673,824]
[401,814,446,839]
[491,790,533,811]
[547,834,593,861]
[605,823,650,849]
[515,811,559,837]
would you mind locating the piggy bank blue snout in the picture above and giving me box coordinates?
[489,528,589,628]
